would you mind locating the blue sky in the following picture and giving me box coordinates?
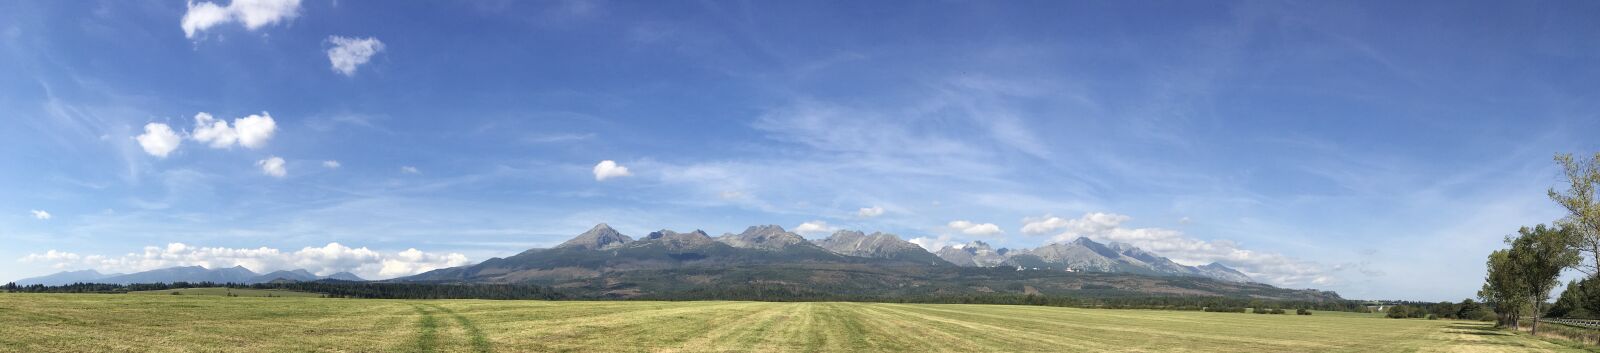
[3,0,1597,300]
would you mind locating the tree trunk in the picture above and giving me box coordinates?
[1533,301,1542,335]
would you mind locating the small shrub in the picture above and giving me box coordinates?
[1426,314,1438,320]
[1270,309,1286,314]
[1296,309,1311,315]
[170,291,181,295]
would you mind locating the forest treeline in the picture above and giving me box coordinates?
[1476,152,1600,336]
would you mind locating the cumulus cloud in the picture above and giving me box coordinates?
[135,123,182,158]
[948,220,1003,236]
[182,0,302,39]
[908,235,956,251]
[326,36,385,76]
[856,206,885,218]
[189,112,277,149]
[20,250,81,268]
[1029,212,1331,286]
[400,166,420,174]
[1021,212,1128,236]
[593,160,631,181]
[322,160,340,169]
[794,220,835,236]
[190,112,237,148]
[380,248,469,277]
[30,210,51,220]
[234,113,277,148]
[257,156,286,177]
[19,242,469,280]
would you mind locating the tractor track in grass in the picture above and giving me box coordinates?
[426,303,493,353]
[409,304,440,353]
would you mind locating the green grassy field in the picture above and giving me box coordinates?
[0,293,1582,352]
[128,287,326,298]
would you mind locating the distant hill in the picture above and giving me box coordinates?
[15,267,367,285]
[14,269,121,286]
[249,269,319,283]
[401,224,1335,301]
[100,266,259,284]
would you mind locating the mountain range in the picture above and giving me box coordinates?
[10,224,1325,302]
[400,224,1331,301]
[14,266,365,286]
[935,238,1253,282]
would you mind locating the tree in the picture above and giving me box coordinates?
[1508,224,1580,335]
[1457,299,1489,320]
[1560,275,1600,318]
[1550,152,1600,276]
[1548,280,1585,318]
[1387,305,1412,319]
[1481,249,1529,328]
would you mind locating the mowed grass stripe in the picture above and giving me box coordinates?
[491,301,768,352]
[886,304,1317,351]
[856,303,1112,351]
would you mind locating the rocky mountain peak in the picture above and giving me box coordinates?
[556,223,634,250]
[718,224,806,250]
[965,240,992,249]
[642,229,716,250]
[1197,262,1252,282]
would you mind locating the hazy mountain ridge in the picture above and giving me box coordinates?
[14,269,122,286]
[15,266,366,285]
[936,237,1254,283]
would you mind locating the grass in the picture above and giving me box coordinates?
[0,293,1584,353]
[127,287,325,298]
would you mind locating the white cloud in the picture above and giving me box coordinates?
[19,242,469,280]
[794,220,835,236]
[400,166,420,174]
[908,235,956,251]
[30,210,52,220]
[20,250,81,268]
[593,160,631,181]
[1032,212,1330,286]
[326,36,385,76]
[189,112,276,149]
[190,112,238,148]
[856,206,885,218]
[182,0,303,39]
[380,248,469,277]
[235,112,277,148]
[322,160,340,169]
[257,156,286,177]
[1021,212,1128,236]
[135,123,182,158]
[948,220,1004,236]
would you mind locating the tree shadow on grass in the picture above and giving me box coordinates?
[1446,323,1512,335]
